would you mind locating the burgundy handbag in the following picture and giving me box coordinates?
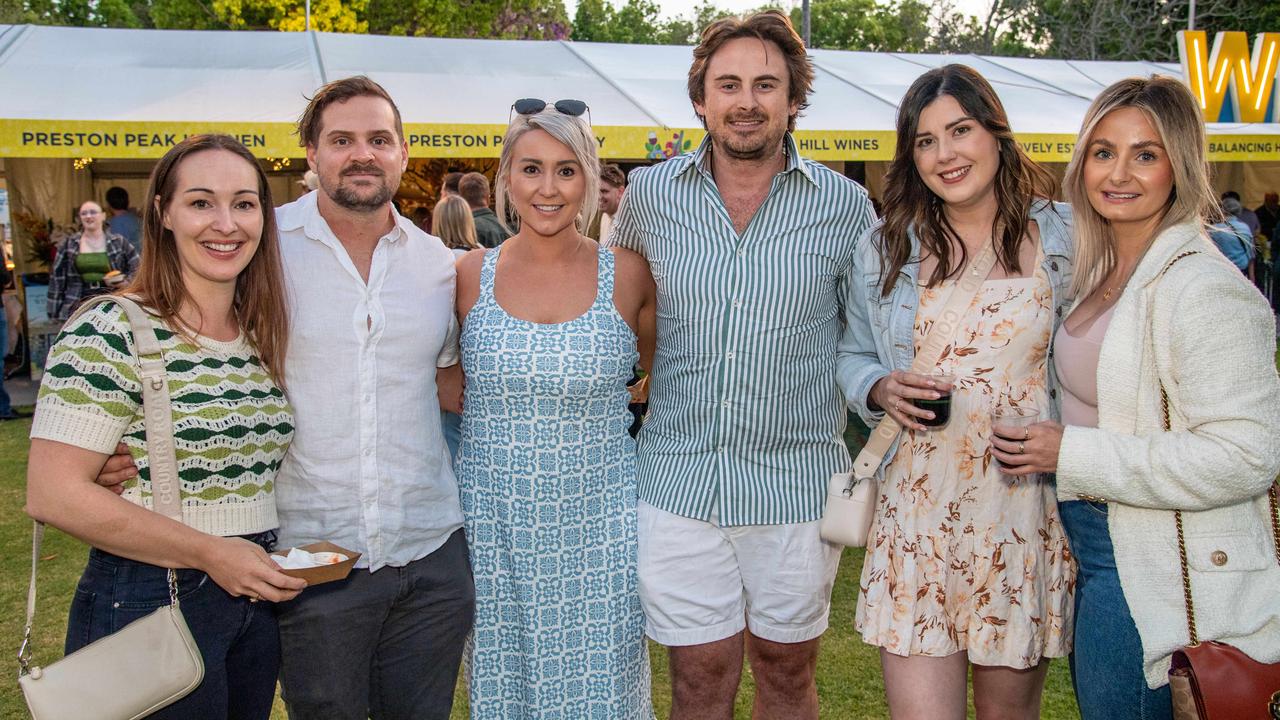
[1160,393,1280,720]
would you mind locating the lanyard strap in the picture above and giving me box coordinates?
[853,242,1001,480]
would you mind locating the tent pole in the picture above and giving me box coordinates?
[802,0,811,47]
[1187,0,1195,30]
[306,0,311,31]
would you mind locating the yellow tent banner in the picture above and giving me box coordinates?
[0,119,1276,163]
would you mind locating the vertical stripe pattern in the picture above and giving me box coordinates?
[609,134,875,526]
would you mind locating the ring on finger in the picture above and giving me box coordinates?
[1018,441,1025,454]
[893,399,901,413]
[1023,427,1030,440]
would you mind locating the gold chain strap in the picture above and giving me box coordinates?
[1158,250,1280,647]
[1160,252,1201,645]
[1164,385,1200,645]
[1272,485,1280,567]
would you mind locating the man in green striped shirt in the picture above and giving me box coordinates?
[607,11,875,720]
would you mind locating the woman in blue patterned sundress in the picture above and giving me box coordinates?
[453,102,657,718]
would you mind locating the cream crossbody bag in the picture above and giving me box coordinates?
[820,241,999,547]
[18,295,205,720]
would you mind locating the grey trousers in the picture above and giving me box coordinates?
[276,530,475,720]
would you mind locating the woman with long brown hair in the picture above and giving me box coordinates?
[26,134,303,720]
[836,64,1076,718]
[991,76,1280,720]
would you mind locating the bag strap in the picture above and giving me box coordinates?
[19,294,182,678]
[853,240,1000,480]
[1156,251,1280,647]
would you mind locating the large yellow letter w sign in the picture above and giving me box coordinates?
[1178,30,1280,123]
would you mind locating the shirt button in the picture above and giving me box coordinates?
[726,351,735,360]
[733,299,742,309]
[1210,550,1228,566]
[721,400,729,408]
[736,248,745,257]
[363,449,372,457]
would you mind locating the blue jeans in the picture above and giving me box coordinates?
[1059,500,1172,720]
[441,409,461,465]
[65,532,282,720]
[0,308,11,415]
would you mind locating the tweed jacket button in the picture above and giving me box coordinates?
[1210,550,1228,566]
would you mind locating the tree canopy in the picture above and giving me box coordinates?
[4,0,1278,61]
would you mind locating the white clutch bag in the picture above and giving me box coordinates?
[818,472,876,547]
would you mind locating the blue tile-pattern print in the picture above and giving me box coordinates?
[458,245,653,719]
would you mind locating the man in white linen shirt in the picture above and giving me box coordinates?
[94,76,474,720]
[269,76,473,720]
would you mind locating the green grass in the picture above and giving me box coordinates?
[3,415,1080,719]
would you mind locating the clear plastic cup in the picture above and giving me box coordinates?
[989,404,1041,479]
[917,372,956,429]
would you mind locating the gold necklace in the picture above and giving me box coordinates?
[1101,264,1137,302]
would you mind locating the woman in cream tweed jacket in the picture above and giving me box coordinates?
[1055,221,1280,683]
[991,75,1280,720]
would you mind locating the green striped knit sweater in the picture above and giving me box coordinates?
[31,302,293,536]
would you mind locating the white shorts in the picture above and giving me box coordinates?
[637,501,843,646]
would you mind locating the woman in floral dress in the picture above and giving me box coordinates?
[837,64,1076,719]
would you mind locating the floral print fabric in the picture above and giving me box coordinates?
[855,255,1076,668]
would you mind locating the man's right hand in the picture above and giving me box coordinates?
[95,442,138,495]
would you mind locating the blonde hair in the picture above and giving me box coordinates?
[494,108,599,235]
[1065,76,1216,298]
[432,195,479,250]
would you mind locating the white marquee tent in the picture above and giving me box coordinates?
[1,24,1275,145]
[0,23,1276,273]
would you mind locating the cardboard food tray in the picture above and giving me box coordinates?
[272,541,360,585]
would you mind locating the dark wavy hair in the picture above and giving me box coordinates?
[128,134,288,385]
[878,64,1057,296]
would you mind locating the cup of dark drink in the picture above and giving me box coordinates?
[990,404,1041,478]
[916,372,955,429]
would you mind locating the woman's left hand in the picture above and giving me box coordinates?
[990,420,1064,476]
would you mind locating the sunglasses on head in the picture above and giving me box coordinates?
[510,98,592,127]
[512,98,588,117]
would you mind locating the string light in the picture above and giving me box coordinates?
[73,157,94,171]
[266,157,291,172]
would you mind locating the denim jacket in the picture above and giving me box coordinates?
[835,200,1074,471]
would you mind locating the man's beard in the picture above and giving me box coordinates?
[711,112,786,161]
[324,163,394,211]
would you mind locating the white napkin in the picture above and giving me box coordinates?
[272,547,348,569]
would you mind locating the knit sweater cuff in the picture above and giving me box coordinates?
[30,404,130,455]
